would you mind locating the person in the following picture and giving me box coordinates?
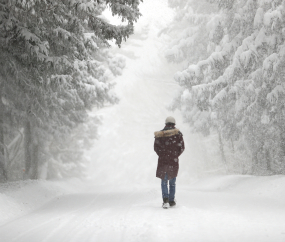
[154,116,185,209]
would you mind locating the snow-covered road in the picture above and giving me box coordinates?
[1,176,285,242]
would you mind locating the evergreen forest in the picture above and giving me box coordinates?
[1,0,285,182]
[0,0,142,181]
[166,0,285,175]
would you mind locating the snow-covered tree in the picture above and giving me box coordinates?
[0,0,141,181]
[165,0,218,64]
[167,0,285,174]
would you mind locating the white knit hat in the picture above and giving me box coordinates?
[165,116,176,124]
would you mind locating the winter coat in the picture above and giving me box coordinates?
[154,125,185,180]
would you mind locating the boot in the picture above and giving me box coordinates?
[169,200,176,207]
[162,197,170,209]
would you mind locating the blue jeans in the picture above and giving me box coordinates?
[161,173,176,202]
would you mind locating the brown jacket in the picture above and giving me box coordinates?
[154,125,185,180]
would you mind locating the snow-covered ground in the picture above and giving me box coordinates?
[0,178,87,226]
[1,0,285,241]
[1,175,285,241]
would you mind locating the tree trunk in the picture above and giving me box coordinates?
[30,143,39,179]
[251,141,264,174]
[265,149,273,174]
[24,120,39,180]
[0,118,7,182]
[280,131,285,156]
[251,150,258,174]
[0,93,7,182]
[24,120,32,179]
[218,130,228,173]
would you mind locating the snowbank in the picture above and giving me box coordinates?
[0,179,89,226]
[189,175,285,199]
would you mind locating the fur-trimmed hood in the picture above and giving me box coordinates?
[154,128,180,138]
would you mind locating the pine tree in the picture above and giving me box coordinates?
[167,0,285,174]
[0,0,142,180]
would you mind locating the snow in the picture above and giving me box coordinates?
[181,89,191,102]
[0,179,86,226]
[254,7,264,28]
[188,64,201,76]
[263,53,279,71]
[264,8,282,26]
[2,176,285,241]
[211,88,227,106]
[208,51,226,65]
[255,27,266,46]
[240,49,253,66]
[206,14,222,38]
[267,84,285,103]
[1,0,285,241]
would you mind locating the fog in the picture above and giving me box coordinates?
[87,0,209,186]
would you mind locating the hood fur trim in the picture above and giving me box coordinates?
[154,128,180,138]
